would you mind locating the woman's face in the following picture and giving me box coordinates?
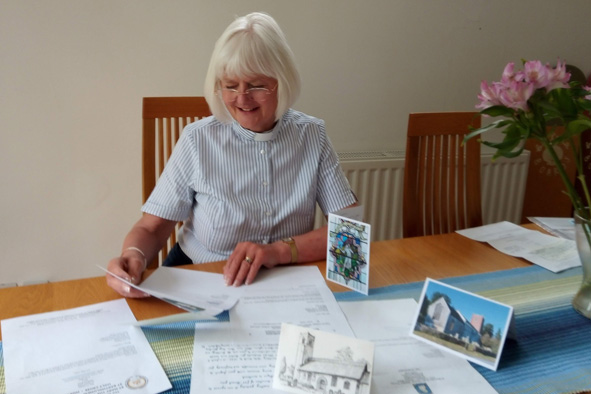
[219,75,278,132]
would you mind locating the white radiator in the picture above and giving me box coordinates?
[315,149,531,241]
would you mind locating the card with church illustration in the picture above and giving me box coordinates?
[273,323,374,394]
[326,213,371,295]
[410,278,514,371]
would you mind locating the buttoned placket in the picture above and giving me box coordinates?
[256,140,273,244]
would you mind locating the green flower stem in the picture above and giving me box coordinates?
[540,134,591,253]
[578,173,591,217]
[538,136,583,214]
[570,134,591,217]
[567,136,591,247]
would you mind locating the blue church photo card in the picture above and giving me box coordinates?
[273,323,374,394]
[410,278,514,371]
[326,213,371,295]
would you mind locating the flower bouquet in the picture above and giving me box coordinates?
[465,59,591,318]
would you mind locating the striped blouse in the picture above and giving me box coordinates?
[142,109,356,263]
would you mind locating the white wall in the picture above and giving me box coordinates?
[1,0,590,285]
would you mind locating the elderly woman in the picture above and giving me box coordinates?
[106,12,356,297]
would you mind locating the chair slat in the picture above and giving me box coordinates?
[439,135,449,234]
[448,135,458,233]
[403,112,482,238]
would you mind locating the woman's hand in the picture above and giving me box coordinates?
[105,214,177,297]
[223,241,289,286]
[106,254,151,298]
[223,225,338,286]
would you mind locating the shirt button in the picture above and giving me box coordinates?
[265,211,272,216]
[262,181,268,186]
[260,149,266,155]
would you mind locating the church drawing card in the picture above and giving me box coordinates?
[410,278,514,371]
[273,323,374,394]
[326,213,371,295]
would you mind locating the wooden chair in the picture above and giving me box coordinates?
[142,97,211,268]
[403,112,482,237]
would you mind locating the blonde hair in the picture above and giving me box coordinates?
[204,12,301,123]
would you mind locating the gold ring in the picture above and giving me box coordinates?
[245,256,253,264]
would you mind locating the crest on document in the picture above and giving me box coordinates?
[326,213,370,295]
[126,375,148,389]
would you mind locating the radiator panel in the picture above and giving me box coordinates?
[315,150,530,241]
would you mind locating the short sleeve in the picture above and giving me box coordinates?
[141,129,197,221]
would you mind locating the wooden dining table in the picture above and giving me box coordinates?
[2,225,589,394]
[0,229,532,341]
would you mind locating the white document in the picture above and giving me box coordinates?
[456,221,531,242]
[456,221,580,273]
[100,265,242,316]
[339,299,498,394]
[140,266,243,315]
[1,299,171,394]
[528,216,575,240]
[131,311,219,327]
[190,266,355,394]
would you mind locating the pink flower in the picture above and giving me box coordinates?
[584,86,591,100]
[501,62,516,83]
[521,60,550,90]
[476,80,503,109]
[475,60,576,112]
[545,59,571,92]
[498,80,535,111]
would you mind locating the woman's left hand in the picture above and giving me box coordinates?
[223,241,287,286]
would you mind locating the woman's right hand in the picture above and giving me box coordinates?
[105,214,178,298]
[106,254,150,298]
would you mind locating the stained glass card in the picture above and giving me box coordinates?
[326,213,371,295]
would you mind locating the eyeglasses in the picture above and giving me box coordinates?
[217,85,277,101]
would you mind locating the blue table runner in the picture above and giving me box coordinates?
[337,265,591,394]
[1,265,590,394]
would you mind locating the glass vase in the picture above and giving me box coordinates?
[573,211,591,318]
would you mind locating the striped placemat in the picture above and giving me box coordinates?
[1,265,589,394]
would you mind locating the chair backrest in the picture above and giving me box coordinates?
[142,97,211,267]
[403,112,482,238]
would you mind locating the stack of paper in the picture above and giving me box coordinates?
[527,217,575,240]
[457,221,580,273]
[101,266,243,317]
